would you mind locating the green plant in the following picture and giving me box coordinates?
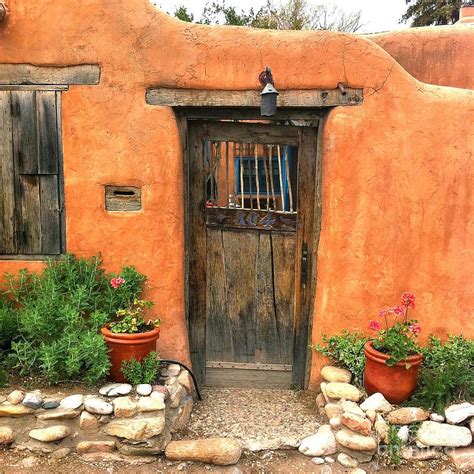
[411,335,474,413]
[1,254,149,385]
[121,352,160,385]
[109,299,157,334]
[313,330,368,386]
[387,425,403,465]
[370,292,421,366]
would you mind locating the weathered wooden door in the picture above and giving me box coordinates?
[187,120,319,388]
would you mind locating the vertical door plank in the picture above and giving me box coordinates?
[187,122,208,384]
[0,91,16,253]
[40,174,60,254]
[255,232,281,364]
[11,91,38,174]
[271,232,296,365]
[206,227,233,361]
[222,230,258,363]
[36,91,58,174]
[18,175,42,254]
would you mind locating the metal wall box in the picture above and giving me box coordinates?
[105,186,141,211]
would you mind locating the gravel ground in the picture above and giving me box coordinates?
[176,388,324,450]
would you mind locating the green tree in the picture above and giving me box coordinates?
[174,5,194,23]
[401,0,471,27]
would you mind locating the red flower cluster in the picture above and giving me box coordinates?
[110,276,126,289]
[409,323,421,334]
[402,292,416,309]
[369,320,382,331]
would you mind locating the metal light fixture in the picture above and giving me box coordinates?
[259,66,279,117]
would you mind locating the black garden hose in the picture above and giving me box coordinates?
[158,358,202,401]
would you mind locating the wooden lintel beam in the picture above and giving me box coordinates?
[146,87,363,108]
[0,64,101,85]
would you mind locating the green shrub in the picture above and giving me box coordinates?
[1,254,148,385]
[411,335,474,413]
[313,330,369,386]
[121,352,160,385]
[387,425,402,465]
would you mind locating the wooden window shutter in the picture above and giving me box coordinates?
[0,89,63,256]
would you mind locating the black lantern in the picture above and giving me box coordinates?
[259,67,279,117]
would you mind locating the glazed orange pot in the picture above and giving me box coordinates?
[101,324,160,382]
[364,341,422,404]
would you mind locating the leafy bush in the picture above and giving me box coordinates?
[313,330,369,386]
[411,335,474,413]
[121,352,160,385]
[0,254,148,385]
[387,425,402,465]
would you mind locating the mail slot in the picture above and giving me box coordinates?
[105,186,141,211]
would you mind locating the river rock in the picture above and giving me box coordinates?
[337,452,359,468]
[106,415,165,441]
[446,446,474,471]
[375,414,389,443]
[416,421,472,447]
[22,392,43,409]
[165,438,242,465]
[401,446,441,461]
[84,397,113,415]
[336,429,377,452]
[316,393,326,413]
[177,370,193,394]
[321,366,352,384]
[42,400,60,410]
[51,448,71,459]
[7,390,24,405]
[0,427,13,445]
[311,457,324,465]
[80,411,99,430]
[330,415,342,428]
[29,425,70,442]
[99,383,132,397]
[360,393,392,413]
[0,404,34,417]
[36,409,81,420]
[170,384,187,408]
[445,402,474,424]
[137,392,166,412]
[325,383,362,402]
[366,409,376,424]
[340,400,365,417]
[341,412,372,436]
[338,445,374,462]
[60,394,83,410]
[136,384,153,396]
[397,425,409,443]
[299,425,337,457]
[76,441,116,454]
[325,402,343,419]
[387,407,430,424]
[430,413,445,422]
[113,396,138,418]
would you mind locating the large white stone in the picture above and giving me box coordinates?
[99,383,132,397]
[84,397,114,415]
[320,366,352,383]
[136,384,153,396]
[325,383,362,402]
[360,393,393,413]
[60,394,83,410]
[29,425,70,442]
[106,416,166,441]
[416,421,472,448]
[337,452,359,468]
[299,425,337,457]
[444,402,474,424]
[387,407,430,424]
[340,400,365,417]
[335,429,377,452]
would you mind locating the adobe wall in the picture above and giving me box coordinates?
[368,25,474,90]
[0,0,473,386]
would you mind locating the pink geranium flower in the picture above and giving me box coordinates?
[110,277,126,289]
[402,292,416,309]
[409,323,421,334]
[369,320,382,331]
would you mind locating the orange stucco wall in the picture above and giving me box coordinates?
[368,25,474,90]
[0,0,473,386]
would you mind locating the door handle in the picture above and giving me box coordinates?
[301,242,308,288]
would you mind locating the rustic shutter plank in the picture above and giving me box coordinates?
[11,90,38,174]
[0,91,16,253]
[17,174,42,254]
[40,174,60,254]
[36,91,58,174]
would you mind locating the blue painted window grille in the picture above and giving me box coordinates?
[235,146,293,211]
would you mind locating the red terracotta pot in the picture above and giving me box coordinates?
[101,324,160,382]
[364,341,422,404]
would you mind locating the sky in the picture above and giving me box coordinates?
[152,0,410,34]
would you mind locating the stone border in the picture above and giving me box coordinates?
[0,364,194,458]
